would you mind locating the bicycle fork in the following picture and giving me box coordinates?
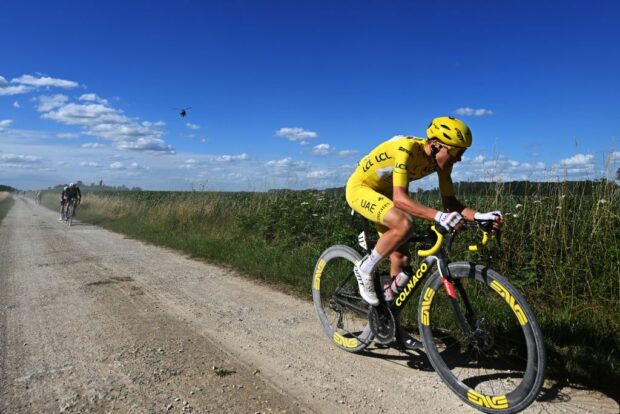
[435,257,476,339]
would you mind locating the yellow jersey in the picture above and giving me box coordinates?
[351,136,454,197]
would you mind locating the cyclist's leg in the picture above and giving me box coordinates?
[375,222,421,348]
[372,207,413,259]
[372,218,414,277]
[346,181,411,255]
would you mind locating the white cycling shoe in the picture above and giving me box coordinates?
[353,259,379,306]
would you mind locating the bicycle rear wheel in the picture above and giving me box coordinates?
[66,203,74,226]
[419,262,545,413]
[312,245,373,353]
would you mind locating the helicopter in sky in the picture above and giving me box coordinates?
[174,107,192,118]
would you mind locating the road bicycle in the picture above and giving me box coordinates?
[63,198,78,226]
[312,216,546,413]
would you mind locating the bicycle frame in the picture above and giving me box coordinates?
[356,222,447,311]
[356,220,488,341]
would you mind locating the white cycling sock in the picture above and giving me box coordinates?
[360,249,383,274]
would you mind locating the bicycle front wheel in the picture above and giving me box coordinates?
[419,262,545,413]
[66,203,74,226]
[312,245,373,353]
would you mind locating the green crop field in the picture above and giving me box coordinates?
[41,180,619,395]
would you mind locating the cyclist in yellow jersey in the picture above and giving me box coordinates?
[346,116,503,309]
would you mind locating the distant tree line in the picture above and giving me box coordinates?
[0,185,17,192]
[414,179,618,197]
[48,181,142,192]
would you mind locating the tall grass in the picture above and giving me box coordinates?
[0,193,14,223]
[40,183,619,395]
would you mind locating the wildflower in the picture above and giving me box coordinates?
[513,214,519,218]
[301,202,309,205]
[556,206,561,210]
[598,199,608,204]
[533,200,541,204]
[515,204,523,209]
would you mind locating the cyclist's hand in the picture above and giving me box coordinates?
[435,211,464,233]
[474,210,503,230]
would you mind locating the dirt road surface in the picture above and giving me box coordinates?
[1,196,618,413]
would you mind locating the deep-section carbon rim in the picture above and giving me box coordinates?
[419,262,546,413]
[312,245,373,353]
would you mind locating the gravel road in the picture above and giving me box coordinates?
[1,196,618,413]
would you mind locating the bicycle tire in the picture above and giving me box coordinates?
[312,245,373,353]
[66,203,73,226]
[418,262,545,413]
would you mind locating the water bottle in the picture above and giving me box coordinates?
[383,266,413,301]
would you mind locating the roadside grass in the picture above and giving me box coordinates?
[0,193,15,223]
[40,184,620,397]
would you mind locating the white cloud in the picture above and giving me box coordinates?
[186,122,200,130]
[80,161,102,168]
[311,143,332,156]
[264,157,311,176]
[0,84,32,96]
[0,153,42,163]
[37,94,70,112]
[116,137,175,153]
[38,95,175,154]
[179,159,197,169]
[12,74,78,89]
[550,153,598,178]
[57,132,81,139]
[275,127,318,142]
[454,107,494,116]
[13,101,20,108]
[0,76,7,86]
[41,101,123,125]
[216,153,249,162]
[337,149,358,158]
[307,169,334,179]
[81,142,106,148]
[79,93,109,104]
[560,153,595,166]
[110,161,124,169]
[0,119,13,132]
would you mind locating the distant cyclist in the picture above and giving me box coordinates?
[66,182,81,214]
[59,185,69,221]
[59,183,81,220]
[346,116,503,311]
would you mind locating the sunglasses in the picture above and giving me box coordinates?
[440,144,466,158]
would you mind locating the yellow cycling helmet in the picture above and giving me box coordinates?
[426,116,472,148]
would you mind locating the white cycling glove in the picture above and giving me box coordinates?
[474,211,503,222]
[434,211,463,232]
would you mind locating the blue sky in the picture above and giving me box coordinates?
[1,0,619,191]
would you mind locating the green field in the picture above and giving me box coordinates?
[41,181,620,395]
[0,193,15,224]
